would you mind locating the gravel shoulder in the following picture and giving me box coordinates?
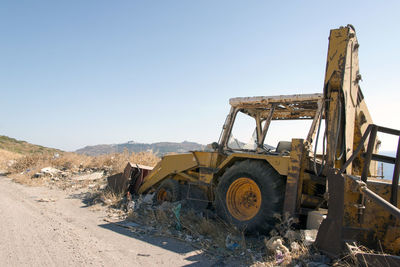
[0,175,213,267]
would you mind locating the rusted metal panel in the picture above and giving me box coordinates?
[229,94,323,107]
[347,243,400,267]
[107,173,125,194]
[315,169,345,257]
[229,94,323,121]
[216,153,290,176]
[283,139,306,216]
[138,153,198,194]
[107,163,153,194]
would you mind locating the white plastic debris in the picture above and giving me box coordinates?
[41,167,61,176]
[301,229,318,246]
[266,237,290,254]
[307,210,327,230]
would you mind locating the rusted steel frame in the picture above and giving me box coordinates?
[371,154,396,164]
[363,186,400,220]
[282,139,306,216]
[255,113,263,147]
[361,125,378,182]
[306,99,324,144]
[259,107,275,146]
[229,93,323,107]
[347,175,400,220]
[352,252,400,267]
[244,109,317,120]
[377,125,400,136]
[391,137,400,206]
[314,169,345,257]
[220,107,238,150]
[176,172,198,183]
[340,124,373,174]
[346,243,400,267]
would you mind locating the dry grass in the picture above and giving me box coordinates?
[4,150,159,191]
[7,151,159,176]
[0,135,60,155]
[0,149,23,169]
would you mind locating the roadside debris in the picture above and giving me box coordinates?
[40,167,62,176]
[301,229,318,246]
[2,151,341,266]
[225,234,241,250]
[36,198,56,202]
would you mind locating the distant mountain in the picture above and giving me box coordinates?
[75,141,206,156]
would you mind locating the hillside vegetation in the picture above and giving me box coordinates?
[0,136,61,169]
[0,135,61,155]
[0,135,159,177]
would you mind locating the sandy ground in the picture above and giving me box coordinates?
[0,175,214,267]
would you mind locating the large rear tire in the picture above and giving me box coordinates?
[215,160,285,233]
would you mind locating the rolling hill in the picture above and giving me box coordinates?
[75,141,205,156]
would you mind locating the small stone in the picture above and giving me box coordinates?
[33,173,44,178]
[142,193,154,204]
[99,184,107,190]
[291,241,300,252]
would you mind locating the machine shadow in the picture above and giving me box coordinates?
[98,220,220,267]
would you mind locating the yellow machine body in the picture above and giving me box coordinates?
[121,25,399,256]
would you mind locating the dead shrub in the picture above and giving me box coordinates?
[8,151,159,176]
[9,153,51,173]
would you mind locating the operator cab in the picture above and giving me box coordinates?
[219,94,324,156]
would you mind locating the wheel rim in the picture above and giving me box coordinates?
[226,177,262,221]
[157,188,171,202]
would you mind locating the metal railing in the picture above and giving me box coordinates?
[340,124,400,213]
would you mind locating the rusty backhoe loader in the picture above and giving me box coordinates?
[109,25,400,260]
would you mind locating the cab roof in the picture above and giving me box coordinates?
[229,93,323,120]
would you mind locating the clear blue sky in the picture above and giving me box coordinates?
[1,1,399,151]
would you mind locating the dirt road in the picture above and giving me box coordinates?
[0,175,213,266]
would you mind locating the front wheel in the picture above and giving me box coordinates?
[215,160,285,233]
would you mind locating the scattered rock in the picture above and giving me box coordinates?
[7,160,16,167]
[142,193,154,204]
[127,200,136,211]
[0,169,9,176]
[185,235,193,242]
[33,173,44,178]
[37,198,56,202]
[290,241,301,252]
[41,167,61,176]
[99,184,107,190]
